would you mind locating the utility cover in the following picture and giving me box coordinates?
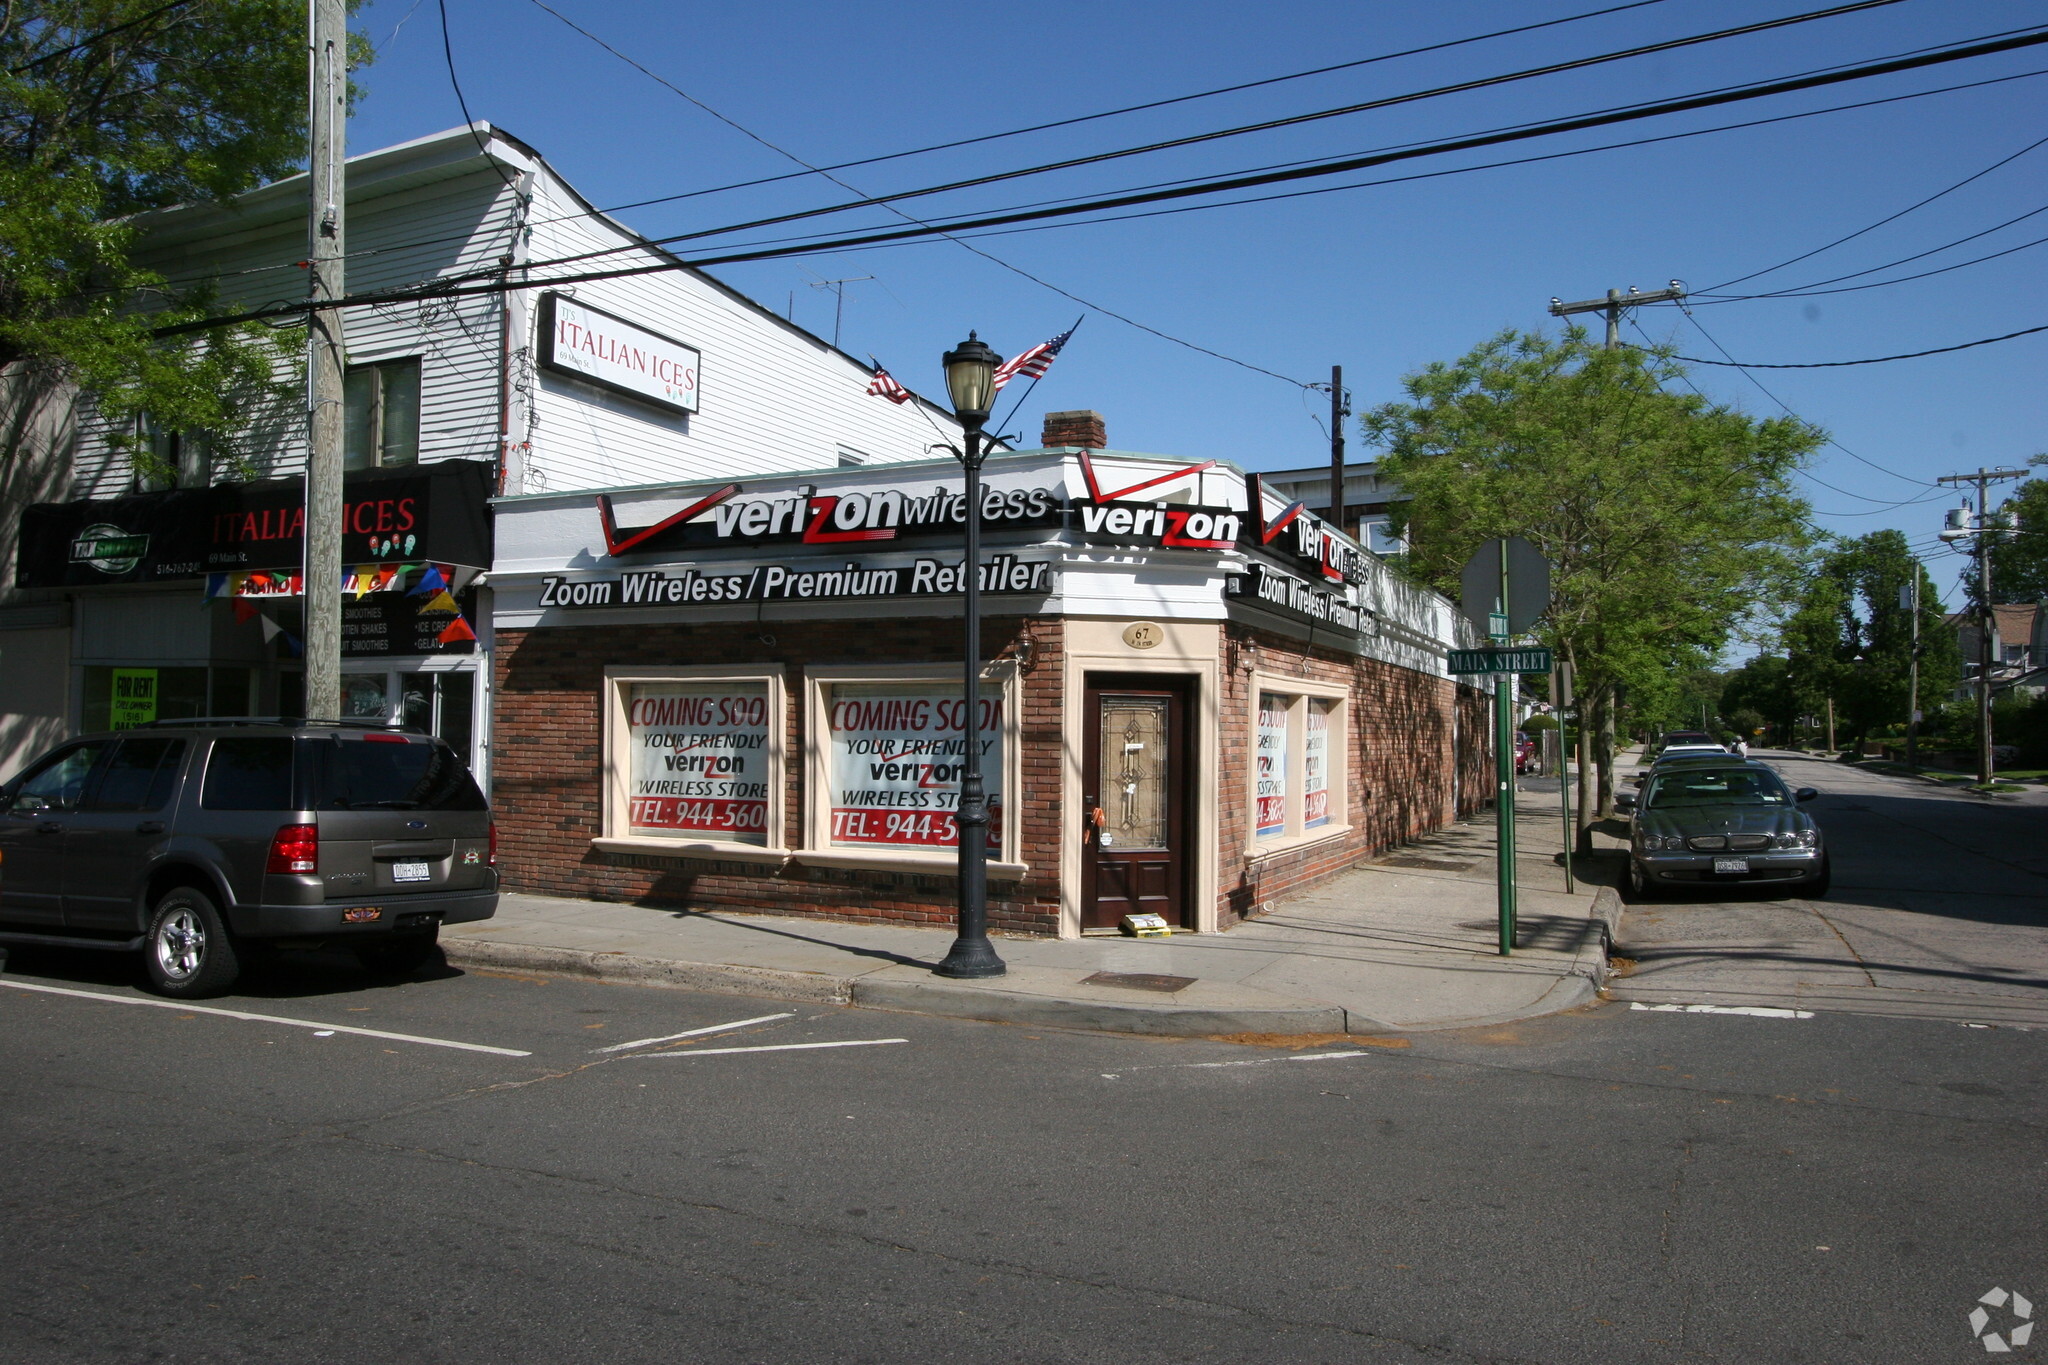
[1459,537,1550,635]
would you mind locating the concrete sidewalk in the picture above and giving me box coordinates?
[446,786,1621,1038]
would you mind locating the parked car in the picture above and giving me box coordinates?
[1622,759,1826,899]
[1514,730,1537,774]
[0,719,497,997]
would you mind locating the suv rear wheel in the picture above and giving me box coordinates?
[145,887,242,998]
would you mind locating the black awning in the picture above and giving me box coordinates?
[17,460,494,589]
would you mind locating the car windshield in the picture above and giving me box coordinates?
[1643,767,1790,809]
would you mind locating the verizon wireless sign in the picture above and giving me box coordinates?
[540,292,700,414]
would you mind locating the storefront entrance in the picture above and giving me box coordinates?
[1081,674,1192,930]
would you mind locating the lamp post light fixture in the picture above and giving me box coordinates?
[934,331,1007,980]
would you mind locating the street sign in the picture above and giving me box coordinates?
[1459,536,1550,635]
[1447,646,1554,675]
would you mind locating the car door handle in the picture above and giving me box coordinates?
[36,821,63,834]
[135,821,166,834]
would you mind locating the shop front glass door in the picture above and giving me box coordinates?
[1082,676,1190,930]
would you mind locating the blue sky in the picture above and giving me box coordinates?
[345,0,2047,610]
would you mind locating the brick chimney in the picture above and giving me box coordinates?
[1040,410,1106,450]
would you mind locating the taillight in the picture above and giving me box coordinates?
[267,823,319,875]
[488,821,498,867]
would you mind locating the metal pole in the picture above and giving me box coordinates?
[1555,661,1575,894]
[935,422,1005,978]
[1977,509,1995,784]
[1605,289,1622,350]
[1495,540,1516,956]
[303,0,347,722]
[1905,568,1920,770]
[1328,364,1345,536]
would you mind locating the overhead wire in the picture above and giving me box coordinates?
[1695,201,2048,300]
[1701,130,2048,292]
[6,0,200,73]
[1666,321,2048,367]
[151,27,2048,338]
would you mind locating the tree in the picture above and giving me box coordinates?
[1362,328,1820,837]
[1722,654,1797,744]
[1986,455,2048,605]
[1782,531,1960,751]
[0,2,359,478]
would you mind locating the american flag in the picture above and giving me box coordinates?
[991,324,1077,392]
[866,363,913,405]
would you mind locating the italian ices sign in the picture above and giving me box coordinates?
[1255,693,1289,838]
[828,683,1003,849]
[625,682,771,843]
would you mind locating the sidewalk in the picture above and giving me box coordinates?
[446,785,1621,1038]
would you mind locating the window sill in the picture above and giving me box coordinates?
[791,847,1031,880]
[591,837,791,865]
[1245,823,1353,862]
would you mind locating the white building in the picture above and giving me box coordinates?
[3,124,971,780]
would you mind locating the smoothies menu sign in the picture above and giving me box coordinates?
[624,682,771,843]
[827,684,1003,849]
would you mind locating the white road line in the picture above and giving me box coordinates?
[1630,1002,1815,1019]
[0,980,532,1056]
[629,1038,907,1058]
[592,1011,794,1054]
[1101,1050,1374,1078]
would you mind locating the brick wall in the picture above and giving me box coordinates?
[1213,622,1490,928]
[491,614,1065,935]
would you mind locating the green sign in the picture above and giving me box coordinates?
[1447,647,1554,675]
[109,667,158,729]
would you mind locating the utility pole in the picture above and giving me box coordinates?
[808,276,871,349]
[304,0,348,722]
[1903,570,1921,771]
[1549,281,1686,351]
[1938,467,2026,784]
[1546,280,1683,835]
[1328,365,1347,537]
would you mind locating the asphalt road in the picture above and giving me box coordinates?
[2,936,2042,1364]
[1611,750,2048,1025]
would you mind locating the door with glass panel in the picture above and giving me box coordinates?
[1081,675,1191,930]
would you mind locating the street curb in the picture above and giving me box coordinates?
[441,939,854,1005]
[850,975,1352,1038]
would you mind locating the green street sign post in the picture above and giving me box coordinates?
[1454,539,1554,958]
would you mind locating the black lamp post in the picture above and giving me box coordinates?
[934,331,1007,979]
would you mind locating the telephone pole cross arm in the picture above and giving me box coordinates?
[1549,282,1687,350]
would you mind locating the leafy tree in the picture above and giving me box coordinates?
[1782,531,1960,751]
[1985,455,2048,606]
[1722,654,1797,743]
[1362,328,1820,837]
[0,1,362,478]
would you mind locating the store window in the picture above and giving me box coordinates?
[135,418,211,491]
[802,665,1020,870]
[82,665,253,732]
[1247,679,1348,850]
[344,358,422,470]
[601,667,786,854]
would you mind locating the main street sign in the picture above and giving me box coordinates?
[1447,646,1554,675]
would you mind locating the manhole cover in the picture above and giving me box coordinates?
[1083,971,1196,993]
[1380,856,1476,872]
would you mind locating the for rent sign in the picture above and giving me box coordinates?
[624,682,771,844]
[826,684,1003,850]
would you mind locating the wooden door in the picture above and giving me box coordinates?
[1082,675,1191,930]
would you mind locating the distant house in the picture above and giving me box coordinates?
[1946,603,2047,698]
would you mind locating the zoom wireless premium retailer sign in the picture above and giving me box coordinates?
[623,682,772,843]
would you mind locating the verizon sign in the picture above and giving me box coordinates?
[540,292,701,414]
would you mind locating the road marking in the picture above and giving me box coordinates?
[1101,1050,1373,1078]
[629,1038,907,1058]
[0,980,532,1056]
[592,1011,794,1054]
[1630,1002,1814,1019]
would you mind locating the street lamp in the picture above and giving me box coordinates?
[934,331,1006,979]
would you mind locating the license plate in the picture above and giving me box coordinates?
[391,861,432,883]
[1712,857,1751,875]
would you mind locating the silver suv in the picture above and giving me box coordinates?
[0,719,497,997]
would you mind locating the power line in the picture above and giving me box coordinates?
[1697,202,2048,300]
[1701,130,2048,292]
[155,29,2048,338]
[541,0,1689,220]
[1668,322,2048,368]
[435,1,521,196]
[6,0,200,73]
[522,0,1306,384]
